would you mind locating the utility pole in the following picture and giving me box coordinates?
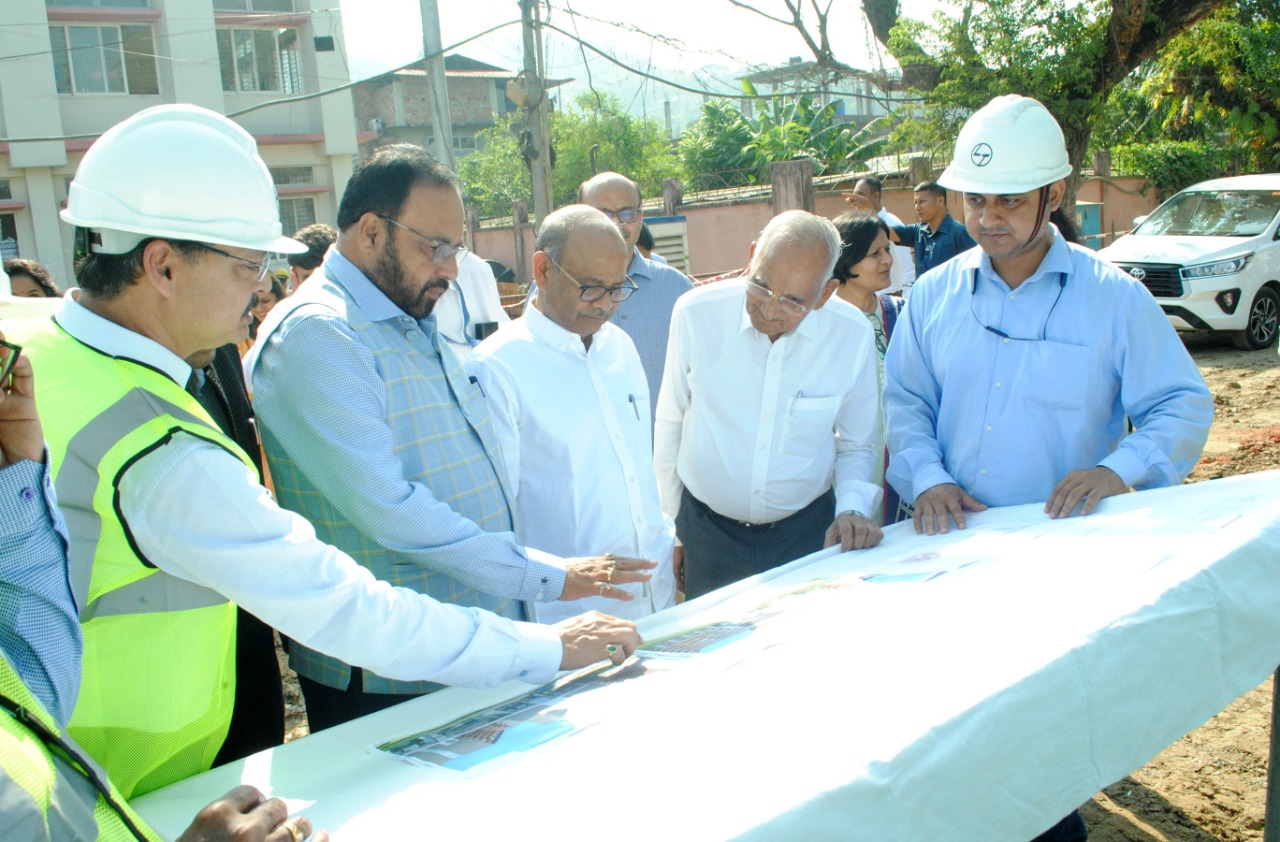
[520,0,553,223]
[419,0,455,171]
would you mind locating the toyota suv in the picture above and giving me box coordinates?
[1098,174,1280,350]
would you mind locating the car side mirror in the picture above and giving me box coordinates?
[1132,215,1148,227]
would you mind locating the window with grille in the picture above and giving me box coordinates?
[269,166,314,186]
[216,28,300,94]
[0,181,11,202]
[212,0,294,11]
[49,24,159,95]
[278,197,316,236]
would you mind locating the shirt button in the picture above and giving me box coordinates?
[1002,338,1010,344]
[519,670,529,678]
[995,381,1002,388]
[980,469,988,475]
[536,592,545,600]
[1009,293,1017,300]
[986,425,992,432]
[754,490,762,496]
[21,487,35,501]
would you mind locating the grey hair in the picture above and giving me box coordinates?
[536,204,618,264]
[755,210,841,281]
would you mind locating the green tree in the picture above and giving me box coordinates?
[456,114,530,219]
[677,99,757,191]
[1142,0,1280,171]
[548,92,678,206]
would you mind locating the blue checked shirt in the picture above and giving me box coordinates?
[250,251,567,695]
[0,455,81,726]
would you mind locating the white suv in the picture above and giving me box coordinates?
[1098,174,1280,350]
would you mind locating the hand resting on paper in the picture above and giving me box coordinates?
[1044,466,1126,519]
[823,512,883,552]
[175,785,328,842]
[555,611,641,669]
[913,483,988,536]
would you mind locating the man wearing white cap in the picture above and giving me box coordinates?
[882,93,1213,841]
[8,104,639,802]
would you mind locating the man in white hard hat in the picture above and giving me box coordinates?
[881,94,1213,840]
[10,104,640,801]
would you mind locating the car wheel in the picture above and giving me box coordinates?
[1231,286,1280,350]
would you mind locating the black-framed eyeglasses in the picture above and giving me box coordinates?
[745,277,811,318]
[190,243,272,283]
[0,339,21,384]
[377,214,469,265]
[547,254,638,303]
[599,207,641,224]
[969,269,1066,342]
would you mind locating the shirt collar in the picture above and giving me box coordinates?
[325,248,437,335]
[627,249,651,282]
[54,290,192,384]
[975,225,1073,290]
[525,300,593,357]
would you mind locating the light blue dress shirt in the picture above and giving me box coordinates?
[883,229,1213,508]
[0,456,81,726]
[613,250,693,412]
[251,250,567,694]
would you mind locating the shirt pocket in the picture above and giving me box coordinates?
[1013,340,1097,413]
[781,395,841,457]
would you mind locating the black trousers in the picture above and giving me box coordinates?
[212,610,285,766]
[297,668,422,733]
[677,487,835,600]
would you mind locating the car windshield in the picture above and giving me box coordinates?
[1137,189,1280,238]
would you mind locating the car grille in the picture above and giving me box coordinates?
[1112,263,1183,298]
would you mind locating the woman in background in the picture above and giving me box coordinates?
[239,272,287,357]
[5,258,61,298]
[831,212,906,526]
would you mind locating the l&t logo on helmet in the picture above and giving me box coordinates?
[970,143,994,167]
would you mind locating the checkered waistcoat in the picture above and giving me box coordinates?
[261,270,522,695]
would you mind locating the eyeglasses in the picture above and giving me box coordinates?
[547,254,638,303]
[968,270,1066,342]
[0,339,21,383]
[377,214,469,265]
[191,243,272,283]
[745,277,811,318]
[598,207,640,224]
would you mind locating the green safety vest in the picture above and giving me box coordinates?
[15,316,254,800]
[0,654,160,841]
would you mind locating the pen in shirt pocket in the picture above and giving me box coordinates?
[629,394,639,419]
[469,375,486,398]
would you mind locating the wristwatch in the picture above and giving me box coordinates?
[837,510,866,520]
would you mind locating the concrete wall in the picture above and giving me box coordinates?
[467,174,1162,285]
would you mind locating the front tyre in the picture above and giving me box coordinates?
[1230,285,1280,350]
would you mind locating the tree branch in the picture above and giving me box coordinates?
[726,0,795,27]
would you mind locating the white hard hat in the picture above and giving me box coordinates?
[62,104,306,255]
[938,95,1073,195]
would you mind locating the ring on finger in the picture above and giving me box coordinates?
[281,819,304,842]
[597,581,609,595]
[607,644,619,657]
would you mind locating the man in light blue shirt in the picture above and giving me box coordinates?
[249,145,650,730]
[883,94,1213,842]
[883,95,1213,535]
[577,172,693,411]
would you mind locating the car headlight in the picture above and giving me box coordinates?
[1180,254,1253,279]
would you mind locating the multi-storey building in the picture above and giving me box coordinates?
[0,0,360,285]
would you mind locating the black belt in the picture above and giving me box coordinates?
[689,488,832,531]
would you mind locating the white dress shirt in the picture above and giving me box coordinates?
[878,207,916,296]
[468,305,677,624]
[434,252,512,359]
[654,279,882,525]
[50,296,563,688]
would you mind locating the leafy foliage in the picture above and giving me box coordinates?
[676,91,888,192]
[1111,140,1233,198]
[456,115,530,219]
[1142,0,1280,171]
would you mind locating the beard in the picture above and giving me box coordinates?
[372,231,450,320]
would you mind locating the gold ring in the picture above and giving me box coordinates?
[607,644,619,656]
[603,552,615,561]
[282,819,304,842]
[597,581,609,595]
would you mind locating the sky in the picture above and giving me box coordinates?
[337,0,945,133]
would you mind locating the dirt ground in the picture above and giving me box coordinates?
[278,332,1280,840]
